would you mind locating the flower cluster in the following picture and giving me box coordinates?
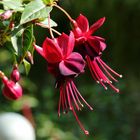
[0,0,122,135]
[34,14,122,135]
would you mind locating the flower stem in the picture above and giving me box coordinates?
[53,4,73,22]
[36,23,61,36]
[48,14,54,39]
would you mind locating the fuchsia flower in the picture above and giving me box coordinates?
[35,32,85,76]
[2,76,22,100]
[34,32,93,135]
[72,14,122,92]
[72,14,106,55]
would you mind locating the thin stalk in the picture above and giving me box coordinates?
[53,4,73,21]
[48,14,54,39]
[36,23,61,35]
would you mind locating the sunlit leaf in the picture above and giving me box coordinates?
[39,18,57,28]
[20,0,52,24]
[42,0,55,5]
[0,0,24,11]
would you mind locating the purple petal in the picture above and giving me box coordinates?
[87,36,106,54]
[59,52,85,76]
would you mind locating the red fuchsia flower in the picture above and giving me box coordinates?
[71,14,122,92]
[10,65,20,82]
[34,32,93,135]
[35,32,85,76]
[71,14,106,55]
[2,76,22,100]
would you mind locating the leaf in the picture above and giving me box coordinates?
[40,18,57,28]
[42,0,54,5]
[11,25,34,63]
[12,95,38,111]
[0,0,24,11]
[23,59,31,75]
[11,27,24,54]
[20,0,52,24]
[22,25,34,55]
[0,9,4,14]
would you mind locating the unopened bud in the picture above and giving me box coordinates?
[10,65,20,82]
[0,10,13,20]
[26,51,34,64]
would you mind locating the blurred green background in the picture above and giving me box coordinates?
[0,0,140,139]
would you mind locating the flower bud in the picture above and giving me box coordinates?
[10,65,20,82]
[2,76,22,100]
[0,10,13,20]
[26,51,34,64]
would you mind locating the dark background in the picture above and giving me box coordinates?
[0,0,140,139]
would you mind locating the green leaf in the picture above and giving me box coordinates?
[0,9,4,14]
[12,95,39,111]
[0,0,24,11]
[11,27,24,54]
[23,59,31,75]
[22,25,34,55]
[20,0,52,24]
[40,18,57,28]
[11,25,34,64]
[42,0,54,5]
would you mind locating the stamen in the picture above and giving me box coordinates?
[100,59,122,78]
[71,107,89,135]
[58,87,63,117]
[63,88,68,113]
[108,82,120,93]
[97,58,118,82]
[86,56,107,89]
[71,82,84,108]
[66,83,72,110]
[71,81,93,110]
[61,90,65,113]
[86,56,98,82]
[91,60,108,90]
[120,75,123,78]
[68,82,80,111]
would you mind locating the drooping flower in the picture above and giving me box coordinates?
[34,32,85,77]
[34,32,93,135]
[2,76,22,100]
[72,14,122,92]
[71,14,106,55]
